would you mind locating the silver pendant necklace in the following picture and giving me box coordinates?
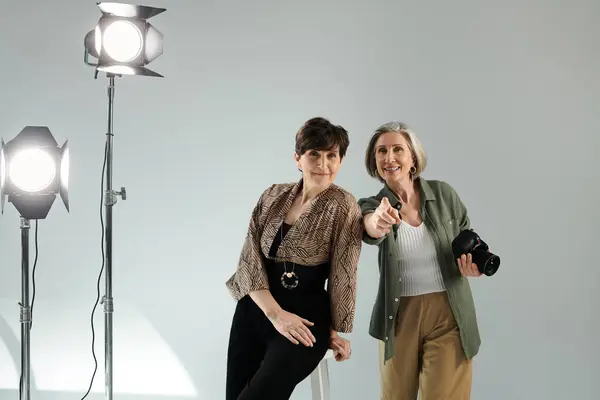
[280,223,299,289]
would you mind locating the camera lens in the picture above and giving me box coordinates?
[474,250,500,276]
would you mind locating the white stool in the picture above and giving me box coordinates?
[310,349,334,400]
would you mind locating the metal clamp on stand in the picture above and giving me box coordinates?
[104,187,126,206]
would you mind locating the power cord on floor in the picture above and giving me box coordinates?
[81,139,108,400]
[19,220,39,399]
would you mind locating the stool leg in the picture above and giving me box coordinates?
[310,359,330,400]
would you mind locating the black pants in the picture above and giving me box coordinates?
[226,291,331,400]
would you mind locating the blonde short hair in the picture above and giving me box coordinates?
[364,121,427,183]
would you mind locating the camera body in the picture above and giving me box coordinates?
[451,229,500,276]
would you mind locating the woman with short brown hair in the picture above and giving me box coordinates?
[225,117,363,400]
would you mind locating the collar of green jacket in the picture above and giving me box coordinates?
[377,177,437,213]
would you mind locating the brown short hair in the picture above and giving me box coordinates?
[295,117,350,158]
[365,121,427,183]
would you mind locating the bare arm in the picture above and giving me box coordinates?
[249,289,283,321]
[252,288,316,346]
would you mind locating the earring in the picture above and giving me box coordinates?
[409,166,416,174]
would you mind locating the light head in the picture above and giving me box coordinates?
[84,2,166,78]
[0,126,69,220]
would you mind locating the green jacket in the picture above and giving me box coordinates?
[358,177,481,363]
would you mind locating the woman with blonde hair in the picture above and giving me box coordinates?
[358,121,486,400]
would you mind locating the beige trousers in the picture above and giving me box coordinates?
[379,292,473,400]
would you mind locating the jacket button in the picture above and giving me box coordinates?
[394,298,399,302]
[385,336,388,340]
[389,316,393,319]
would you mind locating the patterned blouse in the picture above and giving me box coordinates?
[225,179,363,333]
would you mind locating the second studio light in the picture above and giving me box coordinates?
[0,126,69,220]
[84,2,166,77]
[0,126,69,400]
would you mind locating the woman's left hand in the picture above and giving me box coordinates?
[329,332,351,362]
[457,253,483,277]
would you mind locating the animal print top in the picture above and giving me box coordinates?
[225,180,363,333]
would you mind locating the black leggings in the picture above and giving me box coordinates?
[225,295,331,400]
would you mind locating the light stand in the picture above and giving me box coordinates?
[0,127,70,400]
[102,72,127,400]
[19,217,31,400]
[82,3,165,399]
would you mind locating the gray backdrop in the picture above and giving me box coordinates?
[0,0,598,399]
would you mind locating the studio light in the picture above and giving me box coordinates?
[81,4,166,400]
[0,126,69,220]
[84,2,166,77]
[0,126,70,400]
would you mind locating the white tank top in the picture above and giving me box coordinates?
[395,219,446,296]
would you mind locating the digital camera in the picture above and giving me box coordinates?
[451,229,500,276]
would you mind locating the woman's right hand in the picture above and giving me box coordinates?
[367,197,401,238]
[270,309,316,347]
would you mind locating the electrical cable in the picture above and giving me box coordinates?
[31,220,39,326]
[81,139,108,400]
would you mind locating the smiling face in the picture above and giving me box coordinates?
[293,117,349,190]
[295,147,341,189]
[375,131,415,185]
